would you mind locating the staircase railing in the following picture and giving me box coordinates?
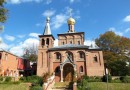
[43,73,55,90]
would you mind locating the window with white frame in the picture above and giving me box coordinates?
[79,52,84,58]
[79,66,83,73]
[56,53,60,59]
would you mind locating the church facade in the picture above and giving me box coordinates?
[37,17,104,82]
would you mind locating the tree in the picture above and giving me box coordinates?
[0,0,7,23]
[109,60,130,76]
[96,31,130,76]
[0,0,7,43]
[96,31,130,55]
[96,31,130,59]
[22,45,38,62]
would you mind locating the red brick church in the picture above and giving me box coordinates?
[37,16,104,82]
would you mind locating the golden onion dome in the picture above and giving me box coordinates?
[67,17,75,25]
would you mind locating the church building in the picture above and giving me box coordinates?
[37,16,104,82]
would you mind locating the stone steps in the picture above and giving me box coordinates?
[52,82,73,90]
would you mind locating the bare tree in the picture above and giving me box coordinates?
[23,44,38,62]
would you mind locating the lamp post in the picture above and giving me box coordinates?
[106,68,108,90]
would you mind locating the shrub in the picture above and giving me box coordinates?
[20,75,43,86]
[4,77,12,82]
[111,78,122,83]
[77,77,82,84]
[28,75,43,86]
[43,73,49,82]
[30,85,42,90]
[88,76,102,82]
[83,75,89,80]
[77,79,90,90]
[102,75,112,82]
[120,76,130,83]
[0,76,3,81]
[82,76,102,82]
[19,77,26,82]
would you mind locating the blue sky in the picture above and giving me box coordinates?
[0,0,130,56]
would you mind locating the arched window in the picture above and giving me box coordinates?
[42,39,45,45]
[79,51,85,59]
[0,53,2,64]
[79,66,83,73]
[80,53,84,58]
[41,52,43,67]
[55,52,61,61]
[62,42,64,45]
[70,41,72,44]
[93,55,98,62]
[0,53,2,59]
[66,52,73,61]
[46,38,49,45]
[78,41,80,45]
[56,53,60,59]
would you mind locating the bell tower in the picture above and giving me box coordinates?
[37,17,55,76]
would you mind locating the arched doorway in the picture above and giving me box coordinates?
[63,63,74,82]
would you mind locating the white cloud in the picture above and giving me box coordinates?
[17,35,25,38]
[69,0,80,3]
[54,39,58,47]
[115,31,123,36]
[0,37,2,43]
[51,7,80,29]
[42,9,56,17]
[50,7,73,29]
[7,0,21,4]
[36,23,44,27]
[38,7,80,29]
[84,40,94,46]
[70,0,75,3]
[75,16,80,19]
[22,38,39,47]
[46,0,52,4]
[9,46,24,56]
[0,38,13,50]
[5,35,15,41]
[0,42,9,50]
[84,40,99,48]
[109,27,123,36]
[123,15,130,22]
[7,0,44,4]
[0,37,39,56]
[51,14,69,29]
[125,28,130,33]
[9,38,39,56]
[0,35,39,56]
[29,33,40,38]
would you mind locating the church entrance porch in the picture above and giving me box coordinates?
[63,63,74,82]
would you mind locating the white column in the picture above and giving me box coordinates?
[61,69,63,82]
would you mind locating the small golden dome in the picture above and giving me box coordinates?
[67,17,75,25]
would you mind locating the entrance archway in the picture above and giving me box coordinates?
[63,63,74,82]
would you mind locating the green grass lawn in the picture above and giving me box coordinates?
[87,82,130,90]
[0,83,29,90]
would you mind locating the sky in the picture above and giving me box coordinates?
[0,0,130,56]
